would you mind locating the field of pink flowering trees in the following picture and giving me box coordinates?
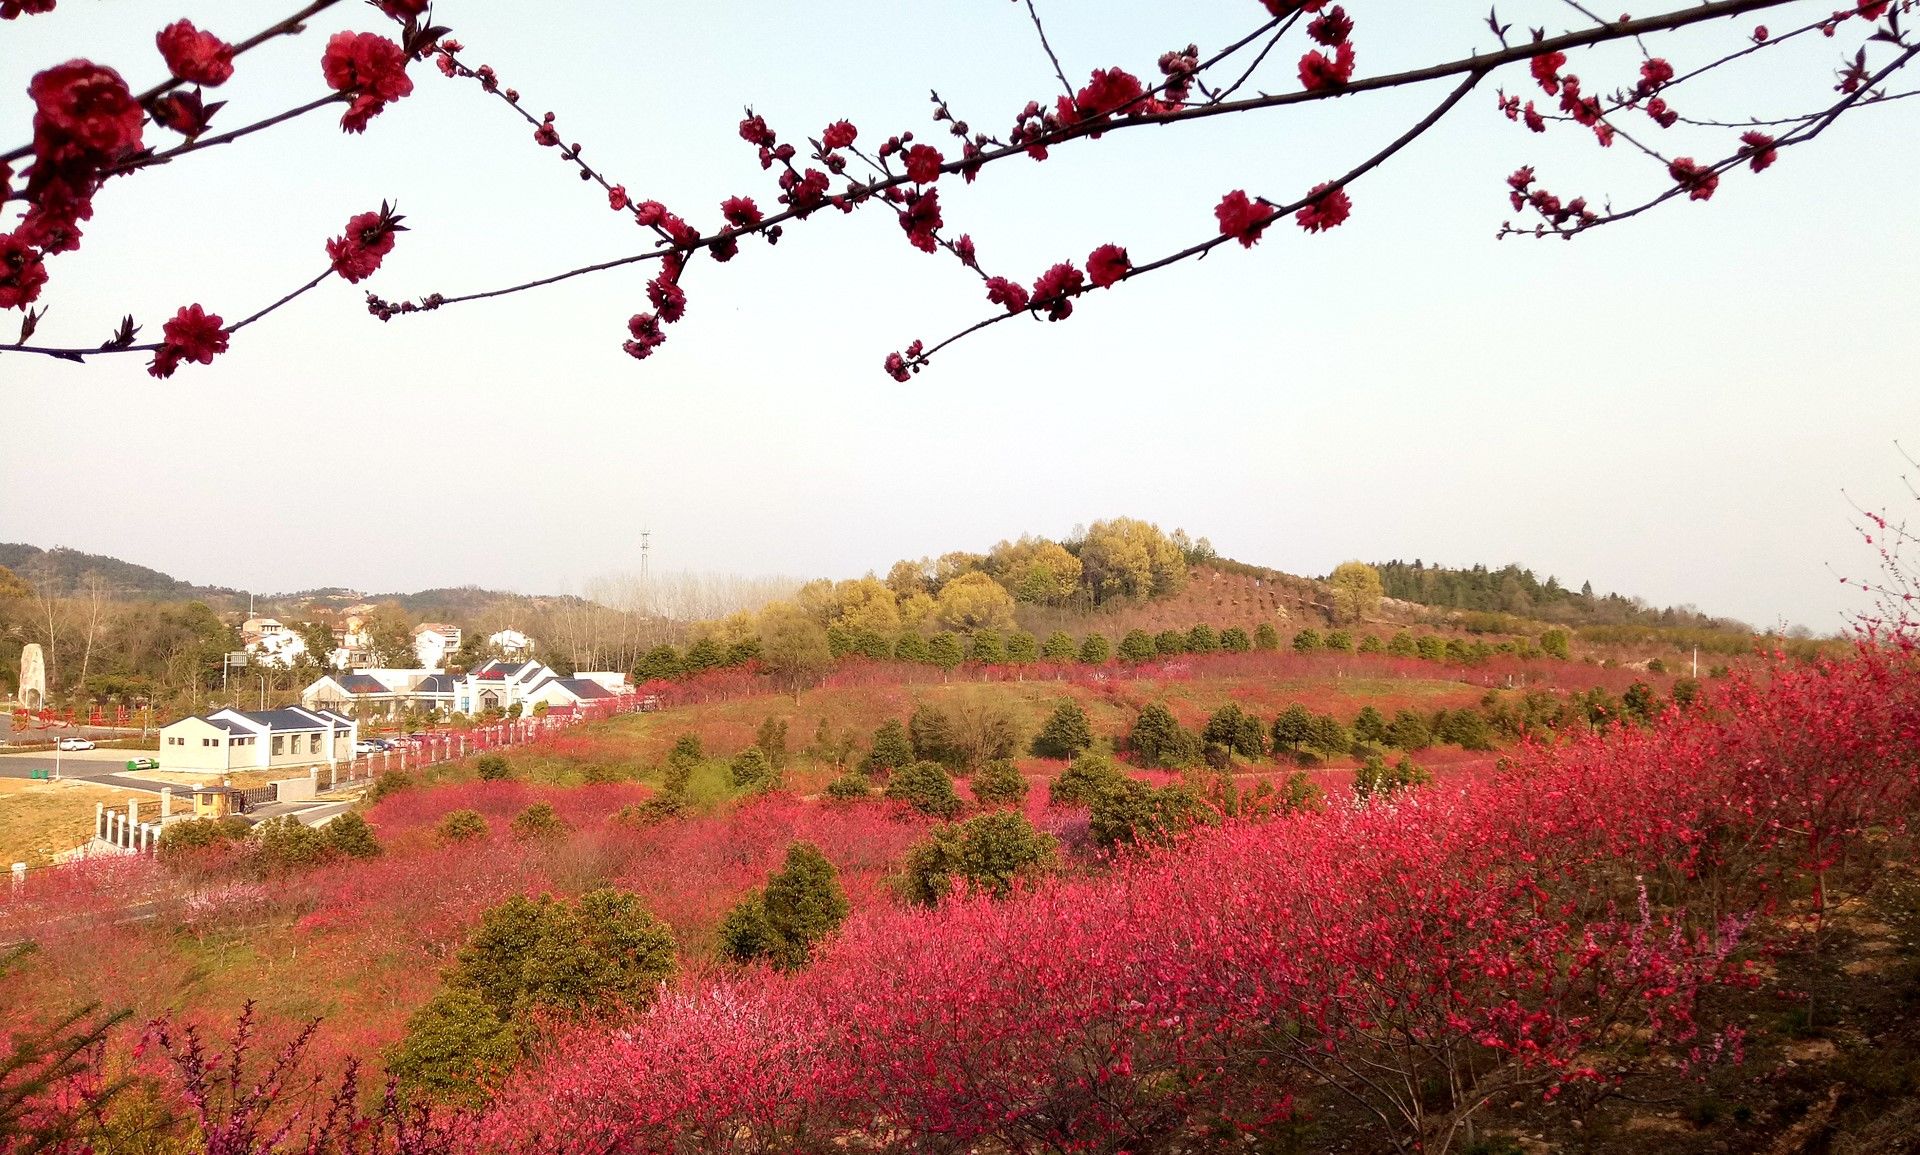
[0,635,1915,1153]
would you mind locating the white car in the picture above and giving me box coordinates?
[354,740,379,755]
[56,737,96,751]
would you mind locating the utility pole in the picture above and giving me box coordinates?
[640,530,650,578]
[1691,646,1698,678]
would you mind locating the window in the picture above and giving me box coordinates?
[202,738,214,747]
[272,735,284,755]
[309,734,321,753]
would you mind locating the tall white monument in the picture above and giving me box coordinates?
[18,644,46,711]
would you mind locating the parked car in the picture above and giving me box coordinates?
[56,737,95,751]
[353,740,379,755]
[125,756,160,771]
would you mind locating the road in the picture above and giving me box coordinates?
[0,747,179,794]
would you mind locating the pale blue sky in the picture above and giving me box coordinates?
[1,1,1914,630]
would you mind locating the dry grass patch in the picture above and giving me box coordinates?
[0,778,149,867]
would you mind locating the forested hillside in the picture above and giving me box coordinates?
[1373,559,1753,631]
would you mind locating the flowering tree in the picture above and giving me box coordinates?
[2,0,1912,380]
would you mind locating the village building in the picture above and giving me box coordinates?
[241,617,309,668]
[412,623,462,669]
[157,707,357,773]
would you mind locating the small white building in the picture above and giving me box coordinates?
[488,629,534,658]
[241,617,309,668]
[158,707,357,773]
[412,623,462,669]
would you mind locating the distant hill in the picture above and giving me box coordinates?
[1370,559,1750,632]
[0,543,239,601]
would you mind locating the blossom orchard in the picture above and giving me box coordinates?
[3,0,1912,379]
[480,645,1920,1155]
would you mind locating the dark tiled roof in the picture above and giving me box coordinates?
[412,675,456,695]
[236,708,332,732]
[559,678,613,700]
[337,673,390,694]
[199,716,248,733]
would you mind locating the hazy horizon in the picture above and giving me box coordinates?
[3,2,1914,634]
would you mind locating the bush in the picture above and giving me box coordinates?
[1387,630,1417,656]
[509,802,569,841]
[1030,699,1093,759]
[1128,703,1197,768]
[1252,622,1280,651]
[908,704,956,766]
[388,985,518,1104]
[1354,754,1433,799]
[1088,779,1215,850]
[927,632,965,671]
[368,769,416,802]
[756,717,790,770]
[156,816,249,858]
[1415,635,1447,662]
[947,705,1022,772]
[862,718,915,777]
[1004,630,1039,664]
[1154,629,1187,656]
[475,754,510,781]
[662,734,702,795]
[438,809,490,842]
[900,812,1058,906]
[323,811,381,859]
[1047,753,1126,806]
[1118,629,1157,663]
[1186,624,1220,653]
[730,746,775,790]
[1219,626,1252,653]
[253,815,331,873]
[1358,634,1384,654]
[1271,704,1314,752]
[968,631,1005,665]
[720,842,850,970]
[1040,631,1077,661]
[1324,630,1354,653]
[1437,708,1496,751]
[1352,706,1389,745]
[614,795,685,826]
[1307,713,1351,756]
[884,761,963,819]
[1078,634,1111,664]
[1540,629,1571,660]
[1385,709,1433,751]
[823,774,872,800]
[1292,629,1322,653]
[971,759,1028,808]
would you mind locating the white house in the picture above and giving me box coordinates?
[328,614,375,671]
[300,660,579,719]
[521,674,619,713]
[241,617,309,668]
[488,629,534,658]
[455,659,556,715]
[158,707,357,773]
[412,623,462,669]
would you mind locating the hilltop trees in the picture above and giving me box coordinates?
[986,537,1083,605]
[1077,518,1190,603]
[933,572,1018,633]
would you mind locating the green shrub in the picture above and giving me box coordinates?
[156,816,249,858]
[1155,629,1188,656]
[323,811,381,859]
[1201,704,1266,759]
[1437,708,1496,751]
[1385,709,1433,751]
[1089,779,1215,850]
[927,632,965,671]
[968,631,1005,665]
[1252,623,1280,651]
[893,632,930,663]
[253,816,331,873]
[1047,753,1126,807]
[970,759,1028,808]
[884,760,963,819]
[368,769,416,802]
[1186,624,1219,654]
[1078,634,1111,664]
[1292,628,1322,653]
[1387,630,1417,656]
[730,746,774,790]
[1128,703,1197,768]
[1324,630,1354,653]
[901,812,1057,906]
[823,773,872,800]
[475,754,510,781]
[755,717,790,770]
[1219,626,1252,653]
[1271,704,1314,752]
[1030,699,1093,759]
[908,704,956,766]
[861,718,914,777]
[1040,631,1077,661]
[1004,631,1039,664]
[613,795,684,826]
[1354,754,1433,799]
[1540,628,1571,660]
[720,842,850,970]
[438,809,490,842]
[388,986,518,1104]
[1415,634,1447,661]
[509,802,569,841]
[1118,629,1157,663]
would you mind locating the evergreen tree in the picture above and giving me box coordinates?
[1324,630,1354,653]
[1252,623,1281,651]
[1357,634,1384,654]
[634,644,683,683]
[730,746,775,789]
[1219,626,1252,653]
[900,812,1057,906]
[1271,704,1314,752]
[1155,629,1188,656]
[1352,705,1389,744]
[1118,629,1158,663]
[1385,709,1433,750]
[862,718,914,776]
[1004,630,1040,665]
[1293,629,1323,653]
[683,637,725,672]
[927,631,965,672]
[1078,633,1112,664]
[884,760,963,819]
[1030,699,1093,759]
[323,811,381,858]
[893,632,931,663]
[1128,703,1195,768]
[969,630,1005,665]
[1040,631,1078,661]
[1186,624,1220,653]
[755,717,790,770]
[1387,631,1417,656]
[971,759,1029,807]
